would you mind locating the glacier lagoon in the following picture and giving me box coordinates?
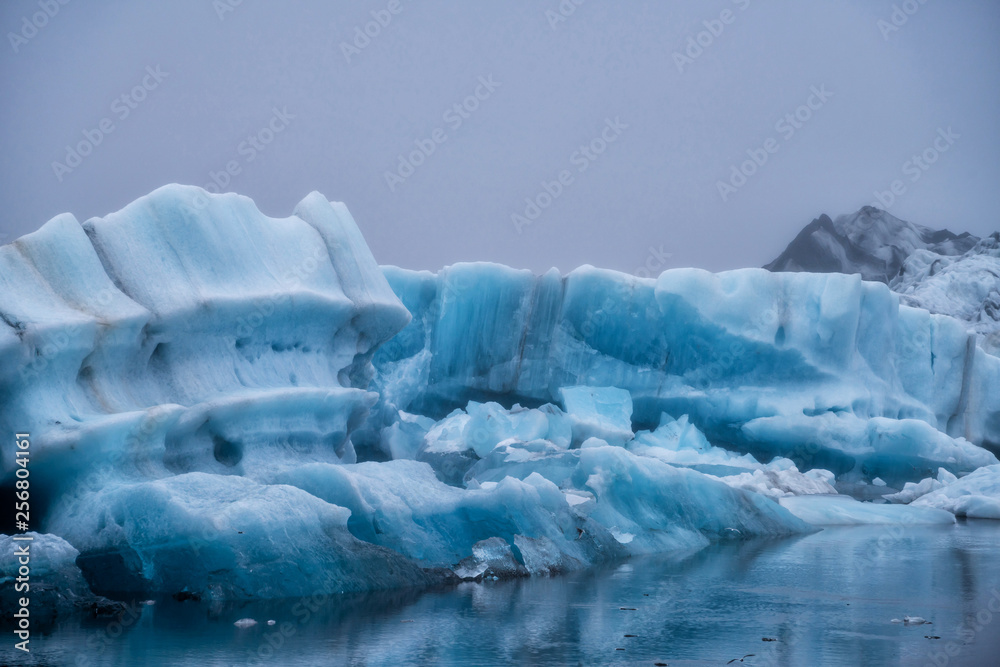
[2,185,1000,663]
[3,521,999,666]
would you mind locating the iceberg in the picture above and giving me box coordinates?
[890,464,1000,519]
[1,185,998,605]
[376,262,1000,470]
[777,495,955,526]
[1,185,409,490]
[882,467,958,504]
[0,533,125,625]
[47,472,446,598]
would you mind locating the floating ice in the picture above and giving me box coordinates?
[778,495,955,526]
[0,533,125,623]
[275,448,809,579]
[376,262,1000,475]
[47,471,446,599]
[891,616,931,625]
[910,464,1000,519]
[719,467,837,501]
[883,467,958,504]
[1,186,998,605]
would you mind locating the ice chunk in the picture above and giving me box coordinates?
[910,464,1000,519]
[628,413,760,472]
[47,472,443,599]
[741,413,996,485]
[380,411,436,461]
[275,448,811,577]
[0,533,125,625]
[778,495,955,525]
[276,461,588,567]
[624,414,837,500]
[719,467,837,500]
[891,615,931,625]
[511,534,578,575]
[574,446,814,551]
[453,537,528,580]
[558,386,634,446]
[883,467,957,504]
[413,401,574,484]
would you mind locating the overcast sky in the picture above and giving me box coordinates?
[2,0,998,274]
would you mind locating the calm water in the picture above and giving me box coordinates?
[6,521,1000,666]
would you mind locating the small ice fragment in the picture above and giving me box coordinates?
[610,528,635,544]
[266,620,276,626]
[234,618,258,628]
[872,477,886,487]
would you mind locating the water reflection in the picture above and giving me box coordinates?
[7,522,1000,666]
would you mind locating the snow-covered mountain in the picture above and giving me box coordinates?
[765,206,977,283]
[766,207,999,353]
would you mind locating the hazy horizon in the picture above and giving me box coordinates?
[2,0,998,274]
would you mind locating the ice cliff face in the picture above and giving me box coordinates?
[765,207,977,283]
[1,184,409,507]
[1,186,998,605]
[374,262,1000,467]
